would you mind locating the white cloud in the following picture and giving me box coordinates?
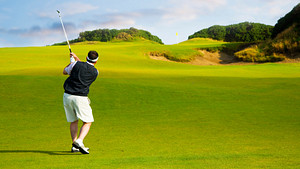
[38,2,98,18]
[80,11,147,30]
[100,16,136,29]
[162,0,227,23]
[0,38,15,47]
[2,22,77,37]
[265,0,297,17]
[0,22,80,46]
[59,2,99,16]
[229,0,299,24]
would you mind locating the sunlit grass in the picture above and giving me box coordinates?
[0,39,299,168]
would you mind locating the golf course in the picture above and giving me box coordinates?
[0,39,299,168]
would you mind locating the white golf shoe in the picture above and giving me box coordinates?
[71,146,89,152]
[72,139,89,154]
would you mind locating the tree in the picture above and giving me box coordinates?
[189,22,274,42]
[272,3,300,38]
[207,25,226,40]
[58,28,164,44]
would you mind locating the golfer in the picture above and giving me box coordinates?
[63,50,99,154]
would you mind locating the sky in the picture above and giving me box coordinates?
[0,0,299,47]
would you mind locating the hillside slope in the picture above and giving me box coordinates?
[234,3,300,62]
[54,27,163,45]
[272,3,300,38]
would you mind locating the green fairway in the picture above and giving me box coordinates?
[0,39,299,168]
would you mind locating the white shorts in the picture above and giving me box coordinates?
[63,93,94,123]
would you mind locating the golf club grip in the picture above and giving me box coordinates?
[69,48,72,53]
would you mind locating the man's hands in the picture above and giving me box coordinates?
[70,53,80,61]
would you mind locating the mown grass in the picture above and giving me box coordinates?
[0,39,299,168]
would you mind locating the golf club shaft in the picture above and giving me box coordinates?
[57,10,72,53]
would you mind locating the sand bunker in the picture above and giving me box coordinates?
[149,50,254,66]
[149,50,300,65]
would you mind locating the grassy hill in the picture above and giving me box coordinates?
[272,3,300,38]
[235,3,300,62]
[0,40,300,168]
[235,23,300,62]
[188,4,300,63]
[54,27,163,45]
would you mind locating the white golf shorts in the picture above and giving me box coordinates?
[63,93,94,123]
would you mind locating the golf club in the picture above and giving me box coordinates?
[57,10,75,63]
[57,10,72,52]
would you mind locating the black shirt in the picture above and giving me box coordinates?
[64,61,98,96]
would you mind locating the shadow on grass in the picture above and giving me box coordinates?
[0,150,81,156]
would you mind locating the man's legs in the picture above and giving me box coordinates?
[71,121,92,142]
[72,122,92,154]
[78,122,92,141]
[71,96,94,154]
[70,120,78,142]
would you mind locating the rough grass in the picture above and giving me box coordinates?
[0,40,299,168]
[234,24,300,62]
[234,45,286,62]
[149,47,202,62]
[148,38,226,62]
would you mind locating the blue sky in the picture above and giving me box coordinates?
[0,0,298,47]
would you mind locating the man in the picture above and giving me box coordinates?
[63,50,99,154]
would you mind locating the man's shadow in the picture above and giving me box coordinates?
[0,150,81,156]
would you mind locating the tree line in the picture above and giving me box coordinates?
[54,27,164,45]
[188,22,274,42]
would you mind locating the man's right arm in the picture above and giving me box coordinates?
[63,53,80,75]
[63,61,77,75]
[63,64,70,75]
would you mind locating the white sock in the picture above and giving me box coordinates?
[76,139,83,145]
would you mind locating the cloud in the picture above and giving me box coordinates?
[1,8,150,46]
[161,0,227,23]
[0,21,79,46]
[80,10,160,30]
[25,23,77,37]
[77,0,229,30]
[78,0,228,30]
[27,23,79,46]
[38,2,98,18]
[229,0,299,24]
[265,0,298,17]
[0,22,77,36]
[60,2,99,16]
[0,38,15,47]
[100,16,136,29]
